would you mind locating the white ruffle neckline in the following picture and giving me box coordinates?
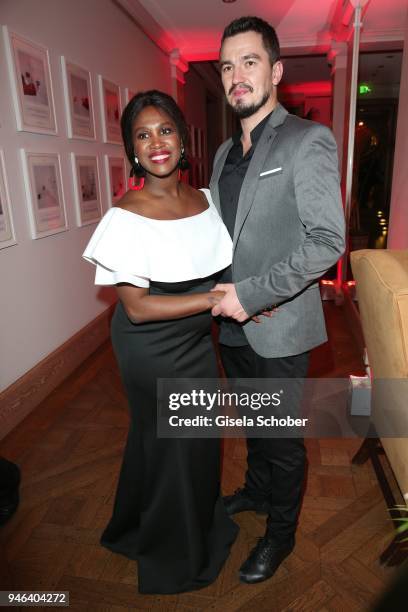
[82,189,232,287]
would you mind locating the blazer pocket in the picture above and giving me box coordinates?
[259,167,283,179]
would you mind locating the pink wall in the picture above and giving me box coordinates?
[0,0,172,391]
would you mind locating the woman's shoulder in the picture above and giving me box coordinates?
[115,191,150,217]
[179,185,215,213]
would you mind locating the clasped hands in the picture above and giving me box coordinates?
[211,283,276,323]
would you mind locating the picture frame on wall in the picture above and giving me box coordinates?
[61,57,95,140]
[124,88,136,105]
[3,26,57,135]
[20,150,67,239]
[0,151,17,249]
[98,76,121,144]
[105,155,126,206]
[71,154,102,226]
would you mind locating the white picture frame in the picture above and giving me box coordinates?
[124,87,136,105]
[3,26,57,135]
[71,154,102,226]
[0,151,17,249]
[61,57,95,140]
[98,76,121,144]
[105,155,126,206]
[20,150,67,239]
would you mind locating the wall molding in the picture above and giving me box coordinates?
[0,306,114,440]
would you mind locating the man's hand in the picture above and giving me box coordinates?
[211,283,250,322]
[251,308,277,323]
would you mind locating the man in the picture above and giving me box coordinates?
[209,16,345,584]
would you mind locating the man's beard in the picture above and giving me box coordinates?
[230,90,270,119]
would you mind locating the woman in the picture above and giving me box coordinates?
[83,90,238,594]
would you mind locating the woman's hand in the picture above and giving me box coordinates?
[207,290,225,306]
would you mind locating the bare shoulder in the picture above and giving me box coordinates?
[181,183,208,207]
[115,190,149,214]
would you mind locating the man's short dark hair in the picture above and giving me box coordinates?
[221,16,280,65]
[121,90,189,177]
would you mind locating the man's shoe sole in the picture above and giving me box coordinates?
[239,571,274,584]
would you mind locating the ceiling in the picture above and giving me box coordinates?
[358,50,402,86]
[280,49,403,90]
[116,0,405,96]
[121,0,407,60]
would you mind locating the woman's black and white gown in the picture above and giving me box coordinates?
[83,189,238,594]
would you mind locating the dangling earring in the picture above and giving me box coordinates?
[128,168,145,191]
[178,143,190,172]
[134,155,142,171]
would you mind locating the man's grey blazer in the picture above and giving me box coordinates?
[209,103,346,358]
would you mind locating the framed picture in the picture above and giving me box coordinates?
[71,154,102,226]
[124,87,136,105]
[0,151,17,249]
[61,57,95,140]
[105,155,126,206]
[20,150,67,239]
[3,26,57,134]
[98,76,121,144]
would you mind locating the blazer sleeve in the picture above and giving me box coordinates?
[235,124,346,316]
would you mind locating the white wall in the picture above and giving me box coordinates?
[0,0,172,391]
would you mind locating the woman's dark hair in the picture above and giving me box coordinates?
[121,89,190,177]
[221,16,280,66]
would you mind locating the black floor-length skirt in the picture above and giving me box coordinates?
[101,277,238,594]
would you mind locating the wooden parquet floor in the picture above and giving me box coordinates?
[0,304,403,611]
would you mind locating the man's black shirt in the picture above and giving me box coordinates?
[218,111,273,347]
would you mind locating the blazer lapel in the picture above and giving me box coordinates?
[209,140,233,215]
[232,104,288,249]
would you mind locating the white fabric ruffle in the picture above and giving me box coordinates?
[82,189,232,287]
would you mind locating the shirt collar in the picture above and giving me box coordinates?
[232,110,274,147]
